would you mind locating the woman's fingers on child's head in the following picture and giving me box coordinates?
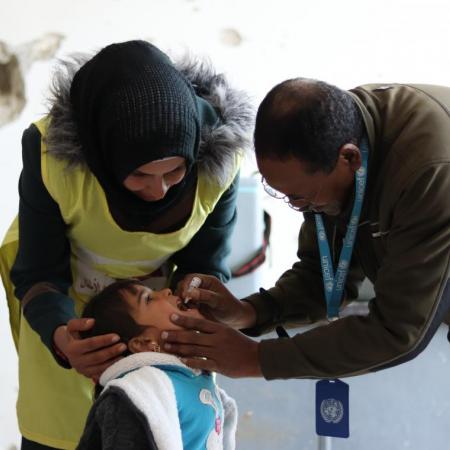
[80,333,123,353]
[70,341,126,378]
[67,318,95,336]
[77,340,127,368]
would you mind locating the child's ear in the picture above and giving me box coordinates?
[127,337,144,354]
[128,336,161,353]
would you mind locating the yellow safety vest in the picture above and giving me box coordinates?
[0,117,240,449]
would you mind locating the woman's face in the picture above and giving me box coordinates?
[122,283,203,331]
[122,156,187,201]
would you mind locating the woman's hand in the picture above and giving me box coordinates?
[53,318,127,380]
[177,274,257,329]
[161,314,262,378]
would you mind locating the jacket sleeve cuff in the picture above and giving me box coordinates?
[258,337,304,380]
[240,288,281,337]
[23,291,76,366]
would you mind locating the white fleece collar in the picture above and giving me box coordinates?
[100,352,201,386]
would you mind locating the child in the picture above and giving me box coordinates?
[76,279,237,450]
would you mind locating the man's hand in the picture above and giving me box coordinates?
[160,314,262,378]
[53,318,127,379]
[177,274,257,329]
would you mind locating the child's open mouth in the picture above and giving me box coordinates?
[177,299,198,311]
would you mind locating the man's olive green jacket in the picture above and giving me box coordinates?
[245,84,450,379]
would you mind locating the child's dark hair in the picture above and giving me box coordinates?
[80,279,147,344]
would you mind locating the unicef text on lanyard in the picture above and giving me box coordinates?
[314,140,369,439]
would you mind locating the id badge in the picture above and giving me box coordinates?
[316,379,349,438]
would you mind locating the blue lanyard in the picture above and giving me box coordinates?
[315,140,369,319]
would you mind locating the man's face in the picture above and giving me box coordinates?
[122,284,203,331]
[257,152,357,216]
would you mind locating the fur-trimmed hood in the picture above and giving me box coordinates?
[45,50,254,187]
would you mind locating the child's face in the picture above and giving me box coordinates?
[122,284,203,331]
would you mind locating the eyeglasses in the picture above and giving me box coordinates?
[261,176,324,212]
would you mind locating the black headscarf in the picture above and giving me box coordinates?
[70,40,218,225]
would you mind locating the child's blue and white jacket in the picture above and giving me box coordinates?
[76,352,238,450]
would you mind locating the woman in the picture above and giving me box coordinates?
[0,40,252,449]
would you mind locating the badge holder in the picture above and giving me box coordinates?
[316,379,349,443]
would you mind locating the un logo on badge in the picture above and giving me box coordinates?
[318,231,326,241]
[320,398,344,424]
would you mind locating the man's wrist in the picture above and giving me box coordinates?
[238,300,257,329]
[249,341,263,377]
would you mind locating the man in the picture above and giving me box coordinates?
[161,79,450,380]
